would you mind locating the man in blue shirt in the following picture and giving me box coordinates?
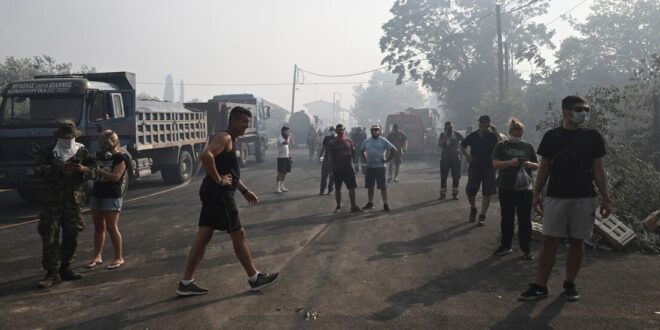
[361,124,397,212]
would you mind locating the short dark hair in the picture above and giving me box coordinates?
[229,106,252,121]
[444,121,452,127]
[335,124,344,131]
[562,96,586,110]
[281,126,290,131]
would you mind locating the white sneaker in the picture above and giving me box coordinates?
[280,185,289,192]
[275,182,282,194]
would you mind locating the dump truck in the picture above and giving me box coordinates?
[0,72,208,204]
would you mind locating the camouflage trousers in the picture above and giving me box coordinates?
[37,203,85,272]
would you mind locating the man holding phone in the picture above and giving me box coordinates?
[33,120,97,288]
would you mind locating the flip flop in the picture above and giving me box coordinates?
[106,262,124,270]
[87,260,103,268]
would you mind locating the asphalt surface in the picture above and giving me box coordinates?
[0,148,659,329]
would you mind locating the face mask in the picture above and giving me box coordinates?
[570,111,587,125]
[57,138,75,149]
[508,136,522,143]
[100,140,117,151]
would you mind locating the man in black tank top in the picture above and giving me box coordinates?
[176,107,280,296]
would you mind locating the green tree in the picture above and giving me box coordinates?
[0,55,96,89]
[352,71,427,126]
[380,0,554,126]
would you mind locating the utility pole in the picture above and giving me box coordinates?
[496,4,504,105]
[504,41,510,89]
[654,93,660,169]
[290,64,297,114]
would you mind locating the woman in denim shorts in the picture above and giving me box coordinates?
[88,130,129,270]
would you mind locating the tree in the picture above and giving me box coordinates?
[380,0,554,125]
[352,71,427,126]
[163,74,174,102]
[137,92,161,101]
[0,55,72,89]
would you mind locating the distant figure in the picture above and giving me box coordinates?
[275,126,292,193]
[437,121,464,200]
[519,96,610,302]
[361,124,396,212]
[386,124,408,182]
[306,126,318,161]
[461,115,498,226]
[88,130,130,270]
[492,118,538,260]
[327,124,362,213]
[318,127,336,195]
[33,120,97,288]
[176,107,279,296]
[350,127,367,173]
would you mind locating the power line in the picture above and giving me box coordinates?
[297,66,387,78]
[502,0,540,14]
[546,0,589,26]
[137,80,413,87]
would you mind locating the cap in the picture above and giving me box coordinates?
[478,115,491,123]
[53,120,81,139]
[370,124,381,130]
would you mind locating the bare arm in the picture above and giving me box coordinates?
[593,157,611,217]
[437,133,447,147]
[199,133,232,186]
[98,160,126,182]
[532,158,551,213]
[237,179,258,205]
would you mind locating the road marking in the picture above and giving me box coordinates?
[0,181,192,231]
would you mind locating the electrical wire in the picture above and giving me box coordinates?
[545,0,589,26]
[502,0,540,14]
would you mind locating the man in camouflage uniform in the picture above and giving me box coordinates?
[33,120,97,288]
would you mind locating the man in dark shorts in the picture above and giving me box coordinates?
[176,107,279,296]
[361,124,396,212]
[519,96,610,302]
[386,124,407,182]
[327,124,362,213]
[461,115,499,226]
[438,121,464,200]
[318,127,336,195]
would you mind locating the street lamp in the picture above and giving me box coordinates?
[332,92,342,126]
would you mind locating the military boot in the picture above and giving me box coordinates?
[37,271,61,289]
[59,266,83,281]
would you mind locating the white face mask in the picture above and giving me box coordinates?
[57,138,75,149]
[570,111,587,125]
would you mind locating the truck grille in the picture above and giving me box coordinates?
[0,138,55,162]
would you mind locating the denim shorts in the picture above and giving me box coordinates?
[89,196,123,212]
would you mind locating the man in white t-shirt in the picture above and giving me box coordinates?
[276,126,292,193]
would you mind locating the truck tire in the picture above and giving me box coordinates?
[255,140,266,163]
[161,150,194,184]
[17,187,42,205]
[239,143,248,167]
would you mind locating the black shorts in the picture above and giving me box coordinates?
[365,167,386,189]
[466,167,497,196]
[277,158,292,173]
[198,192,242,233]
[333,167,357,190]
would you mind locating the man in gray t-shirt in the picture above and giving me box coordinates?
[360,125,397,212]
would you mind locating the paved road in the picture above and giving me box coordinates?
[1,148,658,329]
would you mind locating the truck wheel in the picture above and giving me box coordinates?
[255,140,266,163]
[161,150,194,184]
[239,143,248,167]
[17,188,42,205]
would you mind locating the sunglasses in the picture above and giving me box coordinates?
[569,106,590,113]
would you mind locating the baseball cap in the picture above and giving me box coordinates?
[478,115,491,123]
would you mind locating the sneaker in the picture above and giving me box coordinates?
[393,178,399,182]
[383,204,390,212]
[518,283,548,301]
[327,191,334,195]
[452,194,459,200]
[319,191,325,195]
[387,178,392,183]
[37,272,61,289]
[469,207,477,222]
[362,202,374,210]
[477,214,486,226]
[493,247,513,256]
[275,188,282,194]
[350,206,364,213]
[280,185,289,192]
[438,193,446,200]
[176,280,209,296]
[522,252,535,261]
[563,281,580,302]
[334,206,341,213]
[249,272,280,292]
[59,267,82,281]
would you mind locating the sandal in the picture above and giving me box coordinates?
[87,260,103,268]
[106,262,124,270]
